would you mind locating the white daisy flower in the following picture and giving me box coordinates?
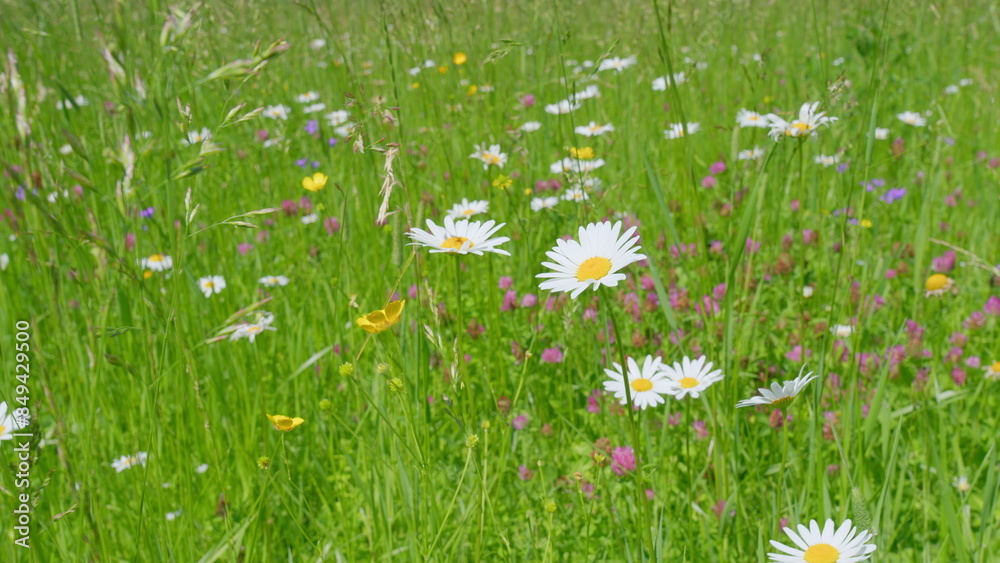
[814,154,839,167]
[570,85,601,102]
[738,147,766,161]
[519,121,542,132]
[259,275,289,287]
[896,111,926,127]
[768,518,877,563]
[295,92,320,103]
[446,198,490,219]
[531,196,559,212]
[572,177,603,192]
[549,157,606,175]
[0,401,29,441]
[602,355,671,410]
[303,103,327,114]
[407,216,510,256]
[0,253,9,271]
[984,361,1000,380]
[544,99,581,115]
[333,123,356,138]
[407,66,421,76]
[230,317,276,343]
[195,463,210,474]
[652,72,688,91]
[924,273,955,297]
[830,324,853,338]
[736,368,818,409]
[326,109,351,127]
[764,102,838,141]
[597,55,637,73]
[575,121,614,137]
[661,356,725,399]
[141,254,173,272]
[468,143,508,169]
[198,275,226,298]
[263,104,290,120]
[309,39,326,50]
[874,128,890,140]
[958,78,973,87]
[664,122,701,139]
[301,213,319,224]
[112,452,148,473]
[561,187,589,202]
[181,127,211,146]
[536,220,646,298]
[736,109,769,128]
[952,475,971,492]
[943,85,959,95]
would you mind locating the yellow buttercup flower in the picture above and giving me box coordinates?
[453,52,467,65]
[356,299,406,334]
[492,174,512,191]
[266,414,305,432]
[466,84,478,96]
[859,219,872,228]
[302,172,328,192]
[438,65,449,74]
[569,147,595,160]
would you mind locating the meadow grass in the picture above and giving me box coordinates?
[0,0,998,560]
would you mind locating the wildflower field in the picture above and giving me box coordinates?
[2,1,999,560]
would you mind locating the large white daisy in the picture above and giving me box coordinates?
[536,221,646,298]
[0,401,29,441]
[664,122,701,139]
[764,102,838,141]
[736,109,769,128]
[652,72,688,90]
[768,518,877,563]
[446,198,490,219]
[141,254,173,272]
[597,55,637,73]
[896,111,926,127]
[544,99,581,115]
[736,368,818,408]
[468,144,507,169]
[661,356,725,399]
[198,276,226,298]
[407,216,510,256]
[575,121,614,137]
[602,355,671,410]
[530,196,559,212]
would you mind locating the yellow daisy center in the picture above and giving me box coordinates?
[0,425,6,435]
[462,209,475,215]
[590,124,600,131]
[483,153,500,164]
[149,254,163,262]
[631,378,653,392]
[680,377,699,389]
[991,362,1000,373]
[247,325,262,334]
[925,274,949,291]
[442,236,472,250]
[204,281,214,288]
[771,396,795,408]
[791,122,811,132]
[803,543,839,563]
[576,257,612,281]
[748,115,759,121]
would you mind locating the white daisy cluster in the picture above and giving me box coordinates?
[602,355,725,410]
